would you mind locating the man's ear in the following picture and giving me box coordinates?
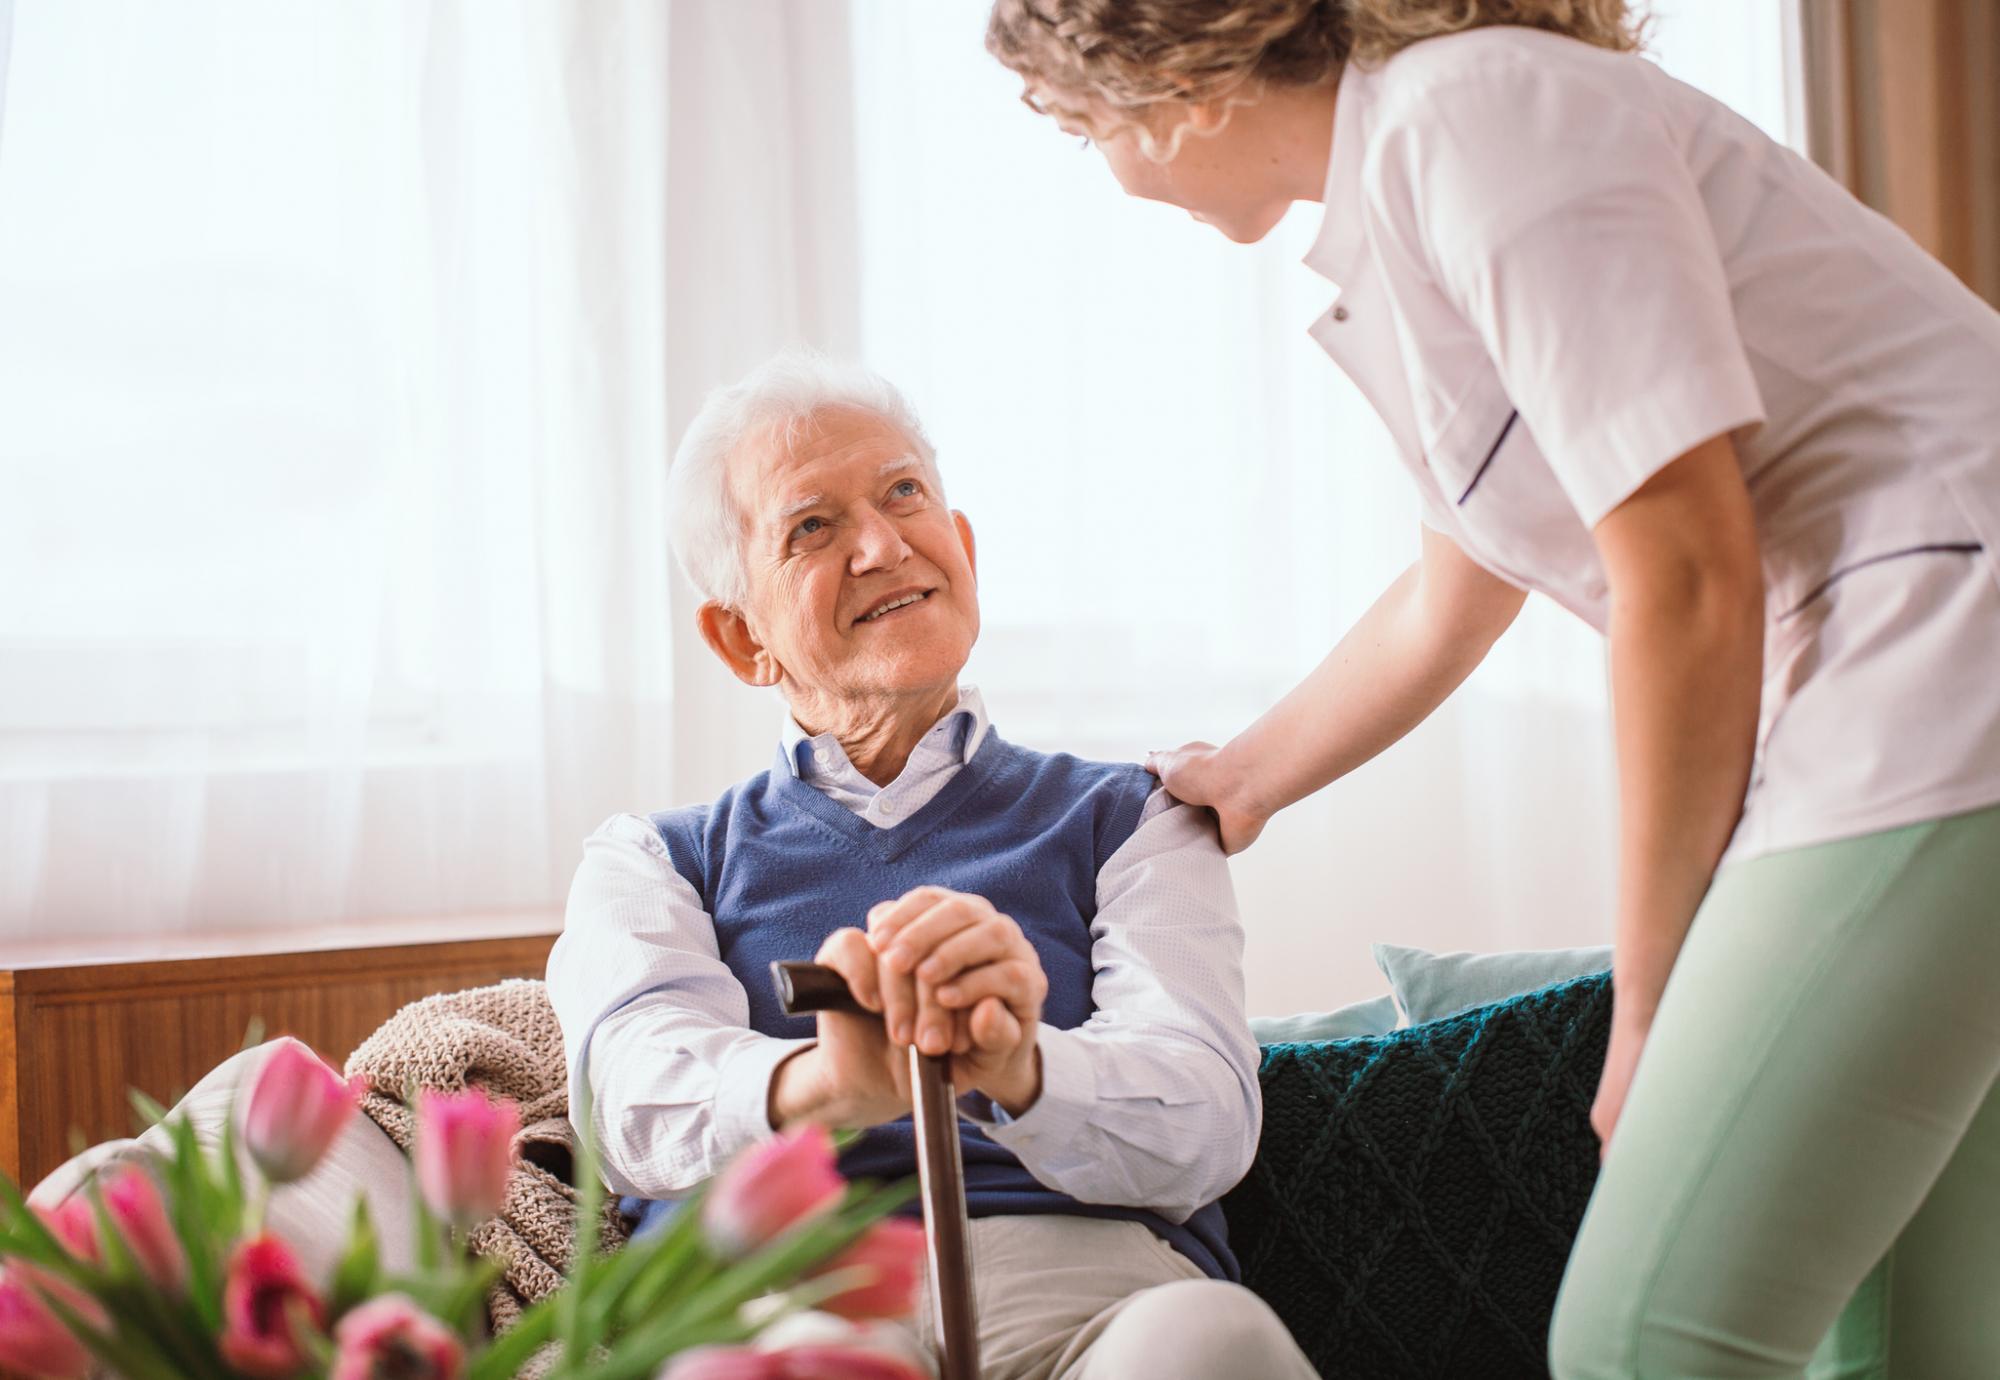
[697,601,782,687]
[953,510,977,579]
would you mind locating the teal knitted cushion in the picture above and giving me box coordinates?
[1224,972,1612,1379]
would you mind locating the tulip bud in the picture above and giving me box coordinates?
[701,1125,846,1260]
[97,1164,187,1296]
[242,1039,363,1184]
[32,1196,98,1265]
[413,1088,520,1228]
[0,1266,94,1380]
[329,1292,464,1380]
[220,1234,326,1379]
[807,1219,926,1320]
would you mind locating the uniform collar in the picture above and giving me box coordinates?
[1301,61,1377,298]
[780,684,990,780]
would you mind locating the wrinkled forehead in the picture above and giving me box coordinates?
[727,404,940,522]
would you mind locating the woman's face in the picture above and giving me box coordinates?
[1065,102,1296,245]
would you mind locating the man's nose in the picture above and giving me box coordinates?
[847,508,910,574]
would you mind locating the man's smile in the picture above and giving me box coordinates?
[855,587,935,625]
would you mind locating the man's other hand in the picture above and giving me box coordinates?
[767,927,911,1130]
[866,885,1046,1116]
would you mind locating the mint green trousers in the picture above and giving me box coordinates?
[1550,803,2000,1378]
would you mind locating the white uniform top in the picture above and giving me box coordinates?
[1305,26,2000,861]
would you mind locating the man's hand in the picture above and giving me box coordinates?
[767,927,912,1130]
[867,886,1047,1117]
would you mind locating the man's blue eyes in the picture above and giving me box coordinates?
[791,484,922,540]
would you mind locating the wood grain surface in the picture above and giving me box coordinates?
[2,928,559,1191]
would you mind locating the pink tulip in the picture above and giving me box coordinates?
[219,1234,326,1378]
[0,1266,94,1380]
[774,1345,931,1380]
[97,1164,187,1295]
[243,1038,363,1184]
[659,1346,785,1379]
[413,1087,520,1227]
[329,1293,464,1380]
[808,1219,926,1320]
[32,1197,97,1265]
[701,1125,847,1260]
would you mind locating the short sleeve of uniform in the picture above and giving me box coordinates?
[1368,53,1766,529]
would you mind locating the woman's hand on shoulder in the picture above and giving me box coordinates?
[1146,740,1270,855]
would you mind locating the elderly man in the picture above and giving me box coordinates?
[546,354,1317,1380]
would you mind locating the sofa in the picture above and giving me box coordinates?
[29,972,1612,1380]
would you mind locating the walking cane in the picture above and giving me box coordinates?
[772,960,980,1380]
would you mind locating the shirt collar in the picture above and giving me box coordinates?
[1301,62,1376,296]
[779,684,991,780]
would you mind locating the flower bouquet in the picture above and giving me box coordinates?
[0,1039,929,1379]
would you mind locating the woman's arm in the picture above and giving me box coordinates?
[1589,430,1763,1143]
[1151,523,1526,851]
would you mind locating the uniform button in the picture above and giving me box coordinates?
[1332,305,1350,322]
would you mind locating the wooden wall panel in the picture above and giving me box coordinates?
[3,933,557,1192]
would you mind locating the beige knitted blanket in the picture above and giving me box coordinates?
[344,978,631,1334]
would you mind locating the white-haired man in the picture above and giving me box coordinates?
[546,354,1317,1379]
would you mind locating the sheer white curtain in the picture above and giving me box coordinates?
[0,1,687,946]
[848,1,1798,1013]
[0,1,1796,1006]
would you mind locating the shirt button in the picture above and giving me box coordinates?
[876,797,897,816]
[1331,305,1350,322]
[813,748,832,766]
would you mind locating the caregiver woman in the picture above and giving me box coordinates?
[988,1,2000,1376]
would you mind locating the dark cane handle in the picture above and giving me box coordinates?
[771,960,873,1019]
[768,958,981,1380]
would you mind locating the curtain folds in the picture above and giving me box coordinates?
[3,2,1791,1018]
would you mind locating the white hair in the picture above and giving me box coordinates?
[667,350,941,608]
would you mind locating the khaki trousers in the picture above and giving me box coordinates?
[906,1215,1319,1380]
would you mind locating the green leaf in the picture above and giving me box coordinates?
[466,1297,562,1380]
[433,1253,505,1339]
[559,1077,607,1353]
[37,1286,185,1380]
[214,1087,249,1236]
[159,1114,226,1333]
[328,1196,382,1321]
[128,1087,172,1132]
[609,1223,711,1332]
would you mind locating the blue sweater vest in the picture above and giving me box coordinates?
[648,730,1236,1281]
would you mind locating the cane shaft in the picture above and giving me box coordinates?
[911,1046,979,1380]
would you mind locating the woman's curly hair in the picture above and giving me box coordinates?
[987,0,1644,159]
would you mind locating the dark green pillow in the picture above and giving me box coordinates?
[1224,973,1612,1380]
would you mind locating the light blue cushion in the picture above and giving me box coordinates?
[1372,943,1612,1025]
[1249,993,1399,1045]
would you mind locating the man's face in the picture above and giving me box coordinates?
[717,405,979,708]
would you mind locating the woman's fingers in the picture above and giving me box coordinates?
[1144,740,1220,803]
